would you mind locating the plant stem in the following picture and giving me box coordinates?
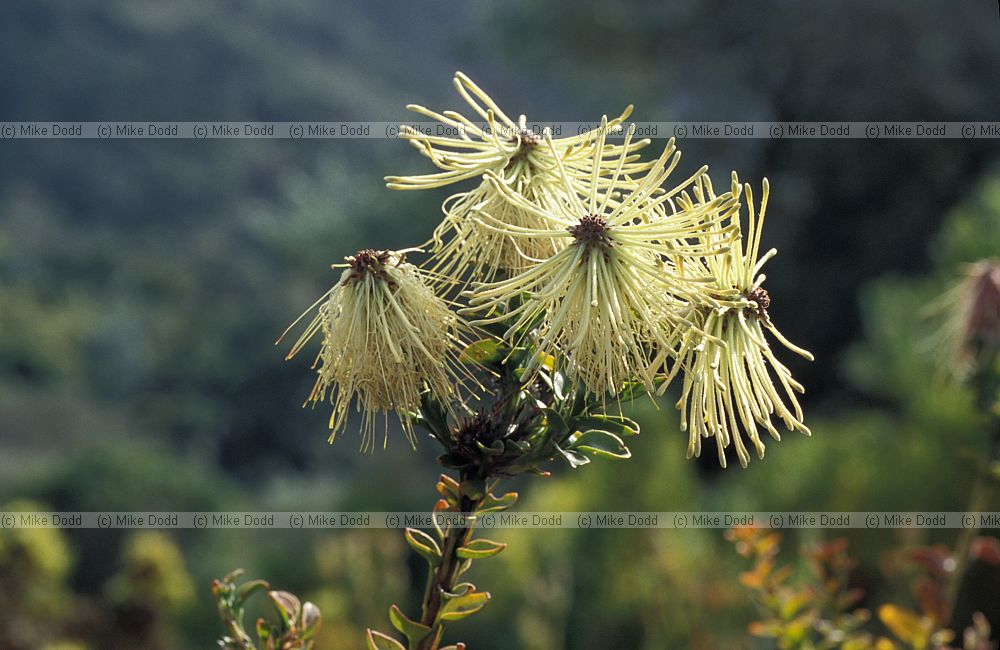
[945,476,988,620]
[416,489,482,650]
[411,359,523,648]
[944,362,1000,621]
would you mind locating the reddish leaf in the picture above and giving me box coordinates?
[969,536,1000,565]
[907,545,955,578]
[912,576,949,626]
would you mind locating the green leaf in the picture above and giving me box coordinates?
[459,479,487,501]
[570,429,632,460]
[515,349,556,380]
[477,491,518,513]
[617,378,664,402]
[389,605,431,645]
[418,392,449,437]
[268,590,301,628]
[459,338,506,365]
[543,408,570,436]
[504,439,531,454]
[437,589,491,622]
[476,439,505,456]
[573,413,640,437]
[456,539,506,560]
[235,579,270,605]
[441,582,475,598]
[404,528,442,566]
[538,367,567,400]
[301,602,321,639]
[366,629,407,650]
[556,444,590,468]
[436,475,460,506]
[220,568,246,583]
[617,381,648,402]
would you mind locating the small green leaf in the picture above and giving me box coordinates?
[389,605,431,644]
[459,479,487,501]
[438,589,491,622]
[436,475,460,505]
[573,413,640,437]
[477,491,518,513]
[235,579,270,605]
[441,582,475,598]
[617,378,664,402]
[617,381,650,402]
[220,568,246,583]
[476,439,505,456]
[459,339,506,365]
[301,602,322,639]
[419,392,449,436]
[457,539,507,560]
[543,408,570,436]
[504,439,531,453]
[556,444,590,468]
[571,429,632,460]
[538,368,567,400]
[366,629,407,650]
[268,590,301,628]
[440,474,461,489]
[404,528,442,566]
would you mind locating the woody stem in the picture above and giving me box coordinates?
[416,483,482,650]
[944,363,1000,620]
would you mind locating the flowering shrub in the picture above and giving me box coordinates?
[226,72,818,648]
[728,528,999,650]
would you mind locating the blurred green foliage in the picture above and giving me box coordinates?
[0,502,195,649]
[1,0,998,647]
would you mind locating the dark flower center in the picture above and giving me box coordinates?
[504,129,541,170]
[568,214,613,252]
[343,249,397,286]
[512,128,541,150]
[745,287,771,323]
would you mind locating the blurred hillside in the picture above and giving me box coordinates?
[1,0,998,647]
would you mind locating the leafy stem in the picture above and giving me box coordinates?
[366,336,638,649]
[415,482,483,650]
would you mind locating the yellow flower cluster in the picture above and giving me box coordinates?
[385,72,652,282]
[285,72,812,466]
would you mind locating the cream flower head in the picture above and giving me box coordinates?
[927,258,1000,380]
[463,122,739,397]
[281,249,460,450]
[670,174,814,467]
[385,71,653,283]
